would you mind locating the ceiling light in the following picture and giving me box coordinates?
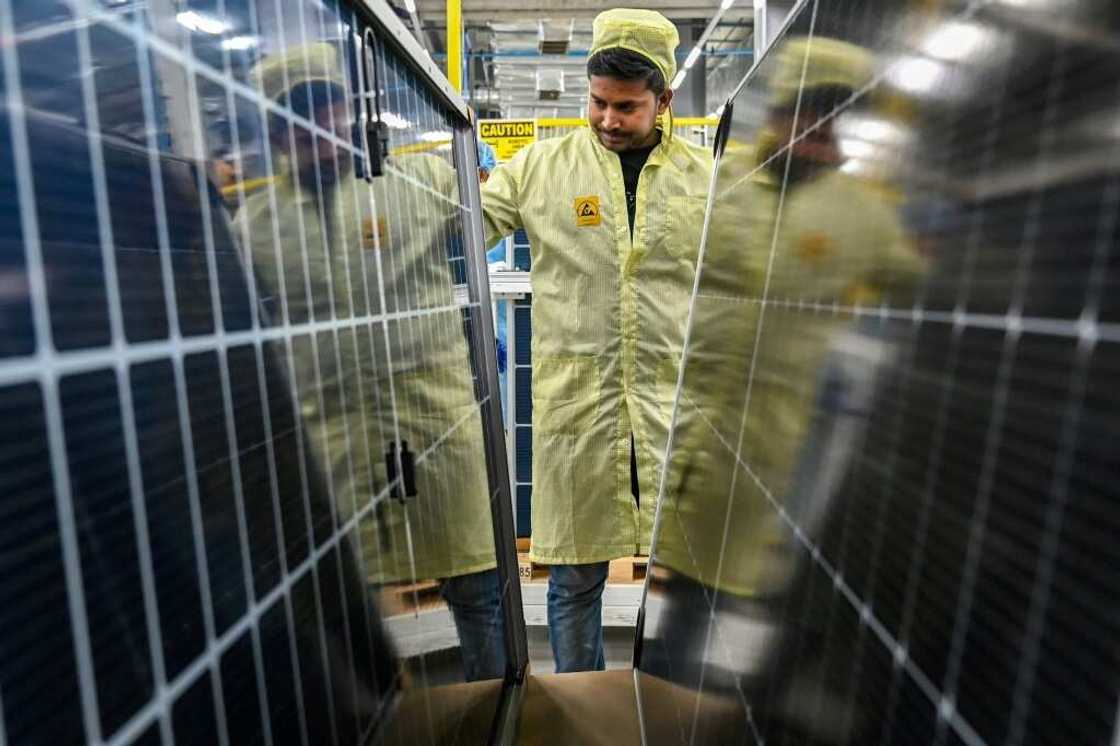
[994,0,1076,8]
[380,112,412,129]
[721,0,736,9]
[887,56,948,96]
[221,35,257,51]
[403,0,417,12]
[836,114,909,147]
[920,21,990,62]
[684,48,701,70]
[839,139,875,159]
[175,10,229,35]
[850,119,898,143]
[671,70,686,90]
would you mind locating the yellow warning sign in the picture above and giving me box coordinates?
[575,196,601,227]
[479,119,537,162]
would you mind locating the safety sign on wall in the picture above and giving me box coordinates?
[479,119,537,162]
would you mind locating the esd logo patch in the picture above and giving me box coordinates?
[574,196,601,227]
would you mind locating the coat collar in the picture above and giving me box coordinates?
[583,125,682,172]
[272,156,327,207]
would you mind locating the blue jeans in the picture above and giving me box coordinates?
[547,562,610,672]
[440,569,507,681]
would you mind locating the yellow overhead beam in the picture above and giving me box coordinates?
[447,0,462,94]
[392,139,451,155]
[536,117,719,128]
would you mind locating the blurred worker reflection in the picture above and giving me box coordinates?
[648,36,926,733]
[210,150,240,210]
[481,8,713,673]
[477,138,497,183]
[244,44,504,681]
[478,138,510,417]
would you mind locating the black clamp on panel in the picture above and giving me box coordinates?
[362,27,390,180]
[385,441,418,502]
[366,118,390,178]
[713,99,734,160]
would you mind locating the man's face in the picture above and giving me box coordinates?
[286,96,351,187]
[588,75,671,152]
[767,105,841,181]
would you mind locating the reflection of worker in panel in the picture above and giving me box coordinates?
[478,139,510,416]
[477,138,497,183]
[481,9,713,672]
[244,44,503,682]
[648,37,926,729]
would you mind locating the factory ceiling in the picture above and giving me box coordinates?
[391,0,755,117]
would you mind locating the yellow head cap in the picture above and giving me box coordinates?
[589,8,680,88]
[769,37,874,110]
[250,42,345,103]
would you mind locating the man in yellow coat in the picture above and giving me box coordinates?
[646,40,927,730]
[481,9,713,671]
[244,44,502,680]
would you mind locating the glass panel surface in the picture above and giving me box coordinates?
[638,1,1120,745]
[0,0,509,743]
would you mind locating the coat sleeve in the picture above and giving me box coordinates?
[480,150,525,248]
[869,201,928,297]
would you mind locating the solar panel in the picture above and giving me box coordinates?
[0,0,520,744]
[636,1,1119,744]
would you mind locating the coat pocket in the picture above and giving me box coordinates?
[531,355,601,435]
[662,195,709,261]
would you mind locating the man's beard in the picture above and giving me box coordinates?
[597,128,635,150]
[595,125,656,152]
[297,145,352,190]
